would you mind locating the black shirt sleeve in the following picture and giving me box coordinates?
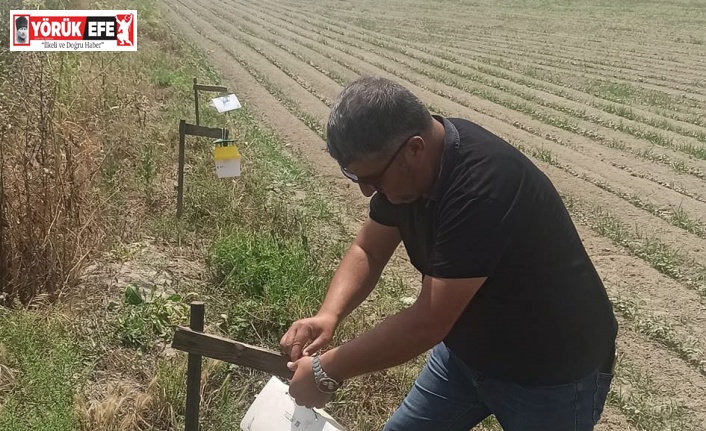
[369,192,399,227]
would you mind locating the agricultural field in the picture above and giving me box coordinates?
[163,0,706,429]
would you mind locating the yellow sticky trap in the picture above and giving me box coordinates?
[214,145,241,178]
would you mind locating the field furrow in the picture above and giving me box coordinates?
[279,3,706,95]
[370,25,706,84]
[269,1,706,119]
[243,1,706,179]
[296,2,706,72]
[276,2,706,121]
[222,0,706,267]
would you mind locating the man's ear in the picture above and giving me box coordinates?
[407,135,425,158]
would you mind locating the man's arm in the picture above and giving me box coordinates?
[280,218,400,359]
[319,275,486,381]
[286,275,485,407]
[317,217,401,322]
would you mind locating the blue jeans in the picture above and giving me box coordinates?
[383,343,613,431]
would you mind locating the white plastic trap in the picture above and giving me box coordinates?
[240,376,346,431]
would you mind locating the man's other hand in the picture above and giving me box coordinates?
[287,356,334,408]
[280,314,338,360]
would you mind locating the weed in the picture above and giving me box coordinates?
[111,285,189,350]
[531,147,557,165]
[610,355,696,430]
[670,205,705,237]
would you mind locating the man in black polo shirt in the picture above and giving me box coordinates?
[281,76,618,430]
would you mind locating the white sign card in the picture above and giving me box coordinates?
[212,94,242,113]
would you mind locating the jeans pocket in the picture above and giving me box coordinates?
[593,372,613,423]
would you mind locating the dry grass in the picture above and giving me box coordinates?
[0,50,104,305]
[76,354,222,431]
[0,0,182,306]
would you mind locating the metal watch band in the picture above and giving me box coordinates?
[312,354,342,393]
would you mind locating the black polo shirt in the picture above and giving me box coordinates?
[370,116,618,385]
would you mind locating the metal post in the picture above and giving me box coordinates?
[193,78,200,126]
[185,301,205,431]
[176,119,186,218]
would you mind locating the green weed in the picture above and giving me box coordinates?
[111,285,189,350]
[531,147,557,165]
[670,206,705,237]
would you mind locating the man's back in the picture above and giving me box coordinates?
[370,116,618,385]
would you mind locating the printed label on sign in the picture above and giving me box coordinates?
[10,10,137,51]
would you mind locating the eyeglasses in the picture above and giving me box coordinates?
[340,132,419,186]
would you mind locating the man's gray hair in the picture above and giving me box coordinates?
[326,76,433,166]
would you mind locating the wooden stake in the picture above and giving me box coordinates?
[176,119,186,218]
[193,78,200,126]
[184,301,205,431]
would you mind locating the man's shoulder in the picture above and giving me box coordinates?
[443,118,530,199]
[448,117,505,141]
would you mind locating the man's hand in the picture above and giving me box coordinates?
[287,356,334,408]
[280,314,338,361]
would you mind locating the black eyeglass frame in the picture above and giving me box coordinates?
[339,132,420,186]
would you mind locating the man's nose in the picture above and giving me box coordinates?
[359,183,376,197]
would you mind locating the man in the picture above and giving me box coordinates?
[15,16,29,45]
[281,76,618,430]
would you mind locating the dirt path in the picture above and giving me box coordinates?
[167,0,706,428]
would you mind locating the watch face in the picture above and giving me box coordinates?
[317,377,339,393]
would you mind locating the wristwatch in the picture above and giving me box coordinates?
[312,354,343,393]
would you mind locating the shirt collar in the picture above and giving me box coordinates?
[427,115,460,203]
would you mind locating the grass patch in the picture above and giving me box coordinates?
[208,229,332,345]
[0,311,84,431]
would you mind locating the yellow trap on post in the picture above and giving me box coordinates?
[213,138,241,178]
